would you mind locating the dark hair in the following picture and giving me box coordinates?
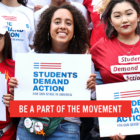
[101,0,140,39]
[34,4,90,54]
[2,31,13,66]
[0,0,27,6]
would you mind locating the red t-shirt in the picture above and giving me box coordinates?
[91,37,140,84]
[83,0,106,47]
[0,59,15,130]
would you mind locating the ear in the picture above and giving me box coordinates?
[108,17,113,26]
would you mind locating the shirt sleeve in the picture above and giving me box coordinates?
[80,4,91,30]
[29,11,35,45]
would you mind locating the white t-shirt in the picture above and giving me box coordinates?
[0,2,35,60]
[27,0,51,11]
[66,0,84,3]
[34,2,90,30]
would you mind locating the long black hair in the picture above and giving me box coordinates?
[101,0,140,39]
[1,31,13,66]
[0,0,28,6]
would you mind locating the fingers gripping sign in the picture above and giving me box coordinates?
[9,77,18,95]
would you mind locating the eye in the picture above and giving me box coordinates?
[66,22,71,26]
[55,21,60,24]
[114,15,120,18]
[127,13,132,15]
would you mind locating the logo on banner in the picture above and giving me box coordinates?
[34,63,61,69]
[114,90,140,99]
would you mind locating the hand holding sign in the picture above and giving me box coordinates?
[9,77,18,94]
[110,134,126,140]
[3,94,14,107]
[87,74,96,93]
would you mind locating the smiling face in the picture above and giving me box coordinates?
[0,34,5,58]
[110,1,139,36]
[50,8,74,53]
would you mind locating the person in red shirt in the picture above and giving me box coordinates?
[81,1,110,140]
[83,0,110,48]
[0,20,16,140]
[91,0,140,139]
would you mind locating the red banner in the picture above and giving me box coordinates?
[10,100,131,117]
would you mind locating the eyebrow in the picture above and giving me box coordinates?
[113,9,133,14]
[54,18,72,22]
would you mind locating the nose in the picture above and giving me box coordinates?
[59,21,66,29]
[122,15,128,24]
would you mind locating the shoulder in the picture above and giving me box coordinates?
[0,2,4,8]
[35,5,49,18]
[71,2,86,10]
[29,49,37,53]
[19,5,34,14]
[6,59,15,67]
[90,37,109,54]
[83,0,92,7]
[17,5,34,19]
[91,37,117,54]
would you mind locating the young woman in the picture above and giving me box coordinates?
[0,19,16,140]
[9,4,96,140]
[0,0,35,60]
[91,0,140,139]
[34,0,90,30]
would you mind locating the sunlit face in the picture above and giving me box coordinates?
[0,34,5,56]
[110,1,139,36]
[50,9,74,52]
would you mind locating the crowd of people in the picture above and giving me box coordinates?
[0,0,140,140]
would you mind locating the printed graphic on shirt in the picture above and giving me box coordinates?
[91,0,101,12]
[0,70,11,80]
[123,74,140,81]
[111,64,140,74]
[118,55,140,64]
[2,16,30,42]
[2,15,17,21]
[91,0,102,12]
[111,55,140,81]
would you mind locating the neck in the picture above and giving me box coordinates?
[1,0,20,7]
[50,0,68,6]
[117,32,139,45]
[51,41,68,53]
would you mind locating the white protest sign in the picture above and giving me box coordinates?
[15,54,91,100]
[0,74,6,121]
[96,81,140,137]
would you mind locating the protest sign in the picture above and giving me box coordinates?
[15,54,91,100]
[0,74,6,121]
[96,81,140,137]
